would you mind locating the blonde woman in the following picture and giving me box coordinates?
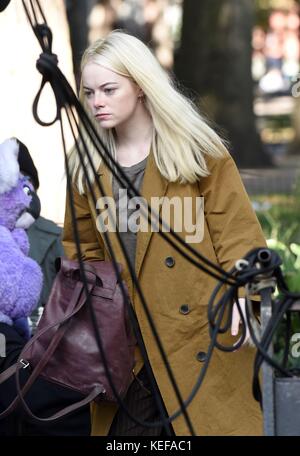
[63,31,266,436]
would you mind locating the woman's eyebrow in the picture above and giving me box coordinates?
[83,82,118,90]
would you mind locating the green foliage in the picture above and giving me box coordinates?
[273,312,300,373]
[255,192,300,291]
[267,237,300,292]
[253,185,300,370]
[256,194,300,244]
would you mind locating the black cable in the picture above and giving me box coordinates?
[20,3,197,430]
[18,0,300,434]
[62,104,180,433]
[17,0,244,433]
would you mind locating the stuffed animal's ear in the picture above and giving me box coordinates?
[0,138,20,194]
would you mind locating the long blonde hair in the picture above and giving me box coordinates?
[69,30,228,194]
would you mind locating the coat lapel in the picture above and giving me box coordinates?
[92,159,124,266]
[135,152,168,278]
[92,152,168,282]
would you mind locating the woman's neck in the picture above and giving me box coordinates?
[115,108,153,167]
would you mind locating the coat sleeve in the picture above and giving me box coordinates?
[62,184,104,262]
[199,154,267,273]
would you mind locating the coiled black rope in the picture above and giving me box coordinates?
[207,247,300,408]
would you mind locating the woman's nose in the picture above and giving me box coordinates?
[93,93,105,109]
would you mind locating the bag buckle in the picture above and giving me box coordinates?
[20,359,29,369]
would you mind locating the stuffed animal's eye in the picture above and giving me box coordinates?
[23,185,31,196]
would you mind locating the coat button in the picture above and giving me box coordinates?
[165,256,175,268]
[179,304,190,315]
[196,351,207,362]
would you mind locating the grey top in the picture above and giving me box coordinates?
[112,157,148,270]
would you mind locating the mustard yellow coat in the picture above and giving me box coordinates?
[63,152,266,436]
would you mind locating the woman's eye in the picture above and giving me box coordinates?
[84,91,92,98]
[104,88,115,95]
[23,185,31,196]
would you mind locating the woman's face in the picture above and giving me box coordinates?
[82,62,142,130]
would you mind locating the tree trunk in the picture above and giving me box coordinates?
[175,0,271,167]
[65,0,96,91]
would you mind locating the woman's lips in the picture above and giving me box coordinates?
[95,113,111,119]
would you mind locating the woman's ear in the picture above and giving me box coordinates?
[136,85,144,97]
[138,90,145,101]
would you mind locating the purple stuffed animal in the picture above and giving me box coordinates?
[0,138,43,337]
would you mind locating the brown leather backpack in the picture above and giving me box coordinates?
[0,258,136,422]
